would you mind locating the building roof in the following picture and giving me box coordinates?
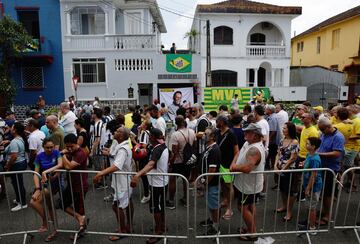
[293,5,360,40]
[196,0,301,15]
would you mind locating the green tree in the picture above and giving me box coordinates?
[184,29,199,53]
[0,15,33,112]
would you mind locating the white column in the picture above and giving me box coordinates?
[105,12,109,34]
[254,68,258,87]
[271,68,275,87]
[66,12,71,35]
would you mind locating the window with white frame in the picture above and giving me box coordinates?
[70,7,105,35]
[73,58,106,83]
[125,11,142,34]
[21,67,44,89]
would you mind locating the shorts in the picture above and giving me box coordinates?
[171,163,191,179]
[206,185,219,210]
[323,171,336,198]
[237,191,258,206]
[149,185,167,214]
[279,172,300,196]
[92,155,108,171]
[113,188,132,209]
[305,191,320,210]
[219,165,234,184]
[343,150,358,168]
[60,186,87,215]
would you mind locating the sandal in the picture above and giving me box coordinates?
[238,227,248,234]
[109,235,127,241]
[238,236,258,242]
[222,210,234,220]
[38,226,48,233]
[316,218,329,226]
[44,231,57,242]
[274,208,286,213]
[283,216,292,222]
[146,237,162,244]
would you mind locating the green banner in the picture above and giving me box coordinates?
[204,88,252,111]
[252,88,271,103]
[166,54,192,73]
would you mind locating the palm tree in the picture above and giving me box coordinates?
[184,29,199,53]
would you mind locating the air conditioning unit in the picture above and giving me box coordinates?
[340,86,348,100]
[261,22,273,30]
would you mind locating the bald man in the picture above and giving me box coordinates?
[46,115,65,150]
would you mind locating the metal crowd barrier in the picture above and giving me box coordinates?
[47,169,189,244]
[334,166,360,243]
[0,170,46,244]
[194,168,337,244]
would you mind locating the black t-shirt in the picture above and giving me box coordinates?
[216,129,238,168]
[201,143,221,186]
[78,131,89,149]
[231,127,245,150]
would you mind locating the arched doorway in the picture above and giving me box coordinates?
[258,67,266,87]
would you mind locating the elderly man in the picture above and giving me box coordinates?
[25,118,45,170]
[317,117,345,225]
[230,123,266,241]
[292,104,308,133]
[46,115,64,150]
[94,127,133,241]
[275,103,288,138]
[254,105,269,149]
[59,102,77,136]
[265,104,281,170]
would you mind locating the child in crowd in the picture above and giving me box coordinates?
[298,137,322,233]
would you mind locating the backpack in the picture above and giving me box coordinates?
[179,130,194,164]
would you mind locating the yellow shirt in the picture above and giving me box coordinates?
[299,125,319,158]
[124,113,134,129]
[334,122,353,151]
[346,117,360,151]
[330,116,340,125]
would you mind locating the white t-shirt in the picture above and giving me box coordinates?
[28,129,45,153]
[154,117,166,136]
[276,110,288,129]
[170,128,196,164]
[185,118,198,131]
[256,118,270,149]
[110,140,133,192]
[148,143,169,187]
[59,111,77,136]
[234,141,265,194]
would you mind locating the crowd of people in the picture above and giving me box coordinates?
[0,95,359,243]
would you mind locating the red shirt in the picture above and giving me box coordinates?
[67,147,88,192]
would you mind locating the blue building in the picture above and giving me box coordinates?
[3,0,64,106]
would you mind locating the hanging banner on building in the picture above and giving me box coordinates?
[203,87,271,111]
[159,87,194,120]
[166,54,192,73]
[252,88,271,103]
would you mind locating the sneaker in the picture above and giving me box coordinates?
[95,184,108,190]
[298,219,308,227]
[11,203,28,212]
[179,197,187,207]
[13,199,19,204]
[103,194,114,202]
[141,195,151,204]
[200,218,213,227]
[165,200,175,210]
[206,226,220,235]
[298,225,317,235]
[300,197,306,202]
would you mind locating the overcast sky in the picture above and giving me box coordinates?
[157,0,360,49]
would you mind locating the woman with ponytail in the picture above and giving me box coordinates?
[4,122,28,211]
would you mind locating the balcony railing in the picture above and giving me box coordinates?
[246,45,286,57]
[63,34,156,51]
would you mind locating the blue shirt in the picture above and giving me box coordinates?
[318,129,345,172]
[6,137,26,163]
[303,153,322,193]
[34,150,61,172]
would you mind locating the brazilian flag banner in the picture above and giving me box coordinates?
[166,54,192,73]
[204,88,252,112]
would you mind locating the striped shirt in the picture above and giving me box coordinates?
[90,120,107,155]
[103,114,115,123]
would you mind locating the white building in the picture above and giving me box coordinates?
[190,0,302,91]
[60,0,201,108]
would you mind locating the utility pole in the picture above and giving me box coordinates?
[206,20,211,87]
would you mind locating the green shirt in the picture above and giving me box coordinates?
[291,117,303,126]
[49,127,65,150]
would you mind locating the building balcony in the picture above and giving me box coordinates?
[63,34,156,51]
[20,38,54,64]
[246,45,286,57]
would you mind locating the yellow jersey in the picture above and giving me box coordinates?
[334,122,353,151]
[299,125,319,158]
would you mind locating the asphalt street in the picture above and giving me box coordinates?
[0,171,359,244]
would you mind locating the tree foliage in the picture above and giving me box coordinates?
[0,15,34,108]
